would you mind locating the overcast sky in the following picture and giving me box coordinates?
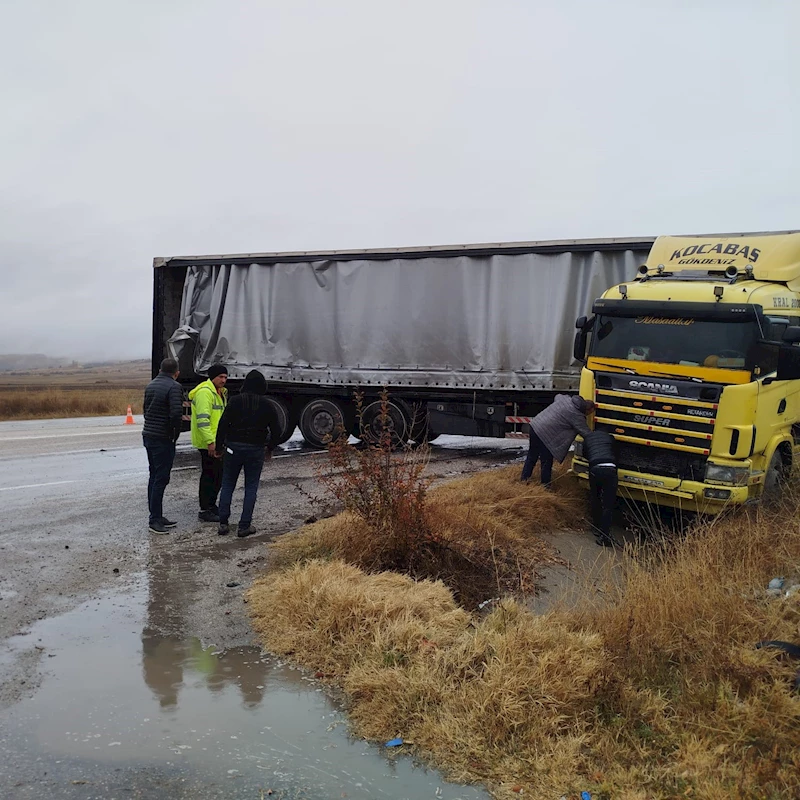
[1,0,798,361]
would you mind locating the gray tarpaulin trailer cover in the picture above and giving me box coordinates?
[153,238,655,444]
[161,241,652,392]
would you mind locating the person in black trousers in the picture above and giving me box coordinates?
[582,430,618,547]
[214,370,280,538]
[142,358,183,534]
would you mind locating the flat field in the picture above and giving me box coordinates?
[0,360,150,420]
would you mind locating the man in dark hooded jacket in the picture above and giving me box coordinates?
[214,370,280,538]
[142,357,183,534]
[521,394,594,486]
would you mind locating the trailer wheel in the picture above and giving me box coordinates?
[264,396,294,446]
[409,417,441,444]
[360,399,409,448]
[299,398,350,449]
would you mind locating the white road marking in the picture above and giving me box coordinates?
[3,429,141,442]
[0,467,198,492]
[273,450,322,459]
[0,445,135,460]
[0,444,194,461]
[0,480,76,492]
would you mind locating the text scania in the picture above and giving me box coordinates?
[670,243,761,263]
[629,380,679,395]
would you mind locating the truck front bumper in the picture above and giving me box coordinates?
[570,458,750,513]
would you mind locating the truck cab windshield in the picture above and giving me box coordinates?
[591,315,760,371]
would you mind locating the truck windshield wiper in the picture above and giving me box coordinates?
[644,367,702,383]
[592,359,703,382]
[590,359,637,374]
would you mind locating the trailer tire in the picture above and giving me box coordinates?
[360,399,409,448]
[264,396,294,446]
[412,420,441,444]
[299,398,350,449]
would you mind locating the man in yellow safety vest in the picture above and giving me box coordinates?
[189,363,228,522]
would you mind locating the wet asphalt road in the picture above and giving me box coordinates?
[0,416,525,798]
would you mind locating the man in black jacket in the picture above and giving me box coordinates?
[142,358,183,534]
[214,370,280,538]
[582,430,618,547]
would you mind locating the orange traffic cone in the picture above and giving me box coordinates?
[124,405,135,425]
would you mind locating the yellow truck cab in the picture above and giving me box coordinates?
[571,231,800,512]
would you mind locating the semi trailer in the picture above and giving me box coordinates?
[152,237,652,447]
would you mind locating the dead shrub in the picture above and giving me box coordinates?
[317,390,435,575]
[272,462,583,606]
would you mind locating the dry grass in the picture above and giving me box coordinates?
[270,463,584,606]
[250,482,800,799]
[0,387,144,420]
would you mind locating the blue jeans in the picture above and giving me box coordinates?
[521,429,554,485]
[144,436,176,524]
[217,442,265,528]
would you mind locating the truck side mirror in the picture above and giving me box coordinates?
[782,326,800,344]
[776,343,800,381]
[573,316,593,363]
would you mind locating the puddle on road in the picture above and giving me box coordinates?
[0,582,489,800]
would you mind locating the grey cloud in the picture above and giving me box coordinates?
[1,0,798,360]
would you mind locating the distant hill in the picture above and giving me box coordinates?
[0,354,71,371]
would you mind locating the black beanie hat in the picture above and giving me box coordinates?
[241,369,267,395]
[571,395,591,413]
[207,363,228,380]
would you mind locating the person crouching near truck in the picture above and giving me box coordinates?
[521,395,594,487]
[189,364,228,523]
[582,430,618,547]
[214,370,280,538]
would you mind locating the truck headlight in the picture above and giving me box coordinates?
[704,463,749,486]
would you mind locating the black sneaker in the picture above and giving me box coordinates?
[237,525,257,538]
[218,523,230,536]
[198,510,220,523]
[149,521,169,535]
[160,518,177,528]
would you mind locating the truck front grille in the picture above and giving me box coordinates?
[614,441,707,481]
[594,384,718,458]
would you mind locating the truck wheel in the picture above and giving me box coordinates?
[299,398,350,449]
[360,399,409,448]
[264,396,293,446]
[410,418,441,444]
[763,450,789,504]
